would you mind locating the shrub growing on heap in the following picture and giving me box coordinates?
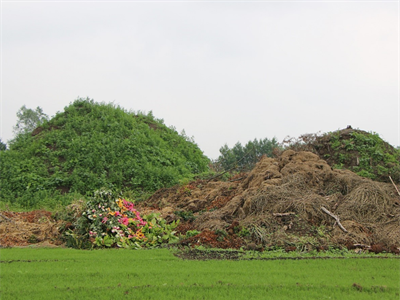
[284,128,400,182]
[0,98,210,208]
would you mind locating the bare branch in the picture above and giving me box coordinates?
[321,206,347,233]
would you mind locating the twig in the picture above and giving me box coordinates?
[321,207,348,233]
[229,176,246,182]
[273,212,296,217]
[0,212,15,223]
[353,244,371,249]
[389,176,400,196]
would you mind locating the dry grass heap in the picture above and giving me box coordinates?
[145,150,400,251]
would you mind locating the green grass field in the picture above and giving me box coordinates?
[0,248,399,299]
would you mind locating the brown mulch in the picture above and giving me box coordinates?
[0,210,63,248]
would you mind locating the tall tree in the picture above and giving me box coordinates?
[216,137,280,171]
[0,138,6,151]
[13,105,49,136]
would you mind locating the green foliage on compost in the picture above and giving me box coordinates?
[284,128,400,182]
[328,131,400,181]
[0,98,209,208]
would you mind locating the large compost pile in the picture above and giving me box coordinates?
[1,150,399,252]
[143,150,400,252]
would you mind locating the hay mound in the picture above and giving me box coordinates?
[337,182,393,224]
[142,150,400,251]
[0,210,63,247]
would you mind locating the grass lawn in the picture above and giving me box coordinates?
[0,248,399,299]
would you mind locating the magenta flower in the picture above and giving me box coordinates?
[101,217,108,224]
[123,199,135,212]
[118,217,129,226]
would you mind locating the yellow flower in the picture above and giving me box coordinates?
[116,198,124,208]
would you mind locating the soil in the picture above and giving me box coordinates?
[174,249,400,260]
[1,149,399,255]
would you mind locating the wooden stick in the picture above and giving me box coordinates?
[273,212,296,217]
[0,212,15,223]
[321,207,348,233]
[389,176,400,196]
[229,177,246,182]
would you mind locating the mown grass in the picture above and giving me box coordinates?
[0,248,399,300]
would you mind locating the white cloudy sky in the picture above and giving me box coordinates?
[1,0,398,159]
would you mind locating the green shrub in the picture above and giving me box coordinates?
[0,98,210,208]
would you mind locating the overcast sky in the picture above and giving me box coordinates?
[1,0,398,159]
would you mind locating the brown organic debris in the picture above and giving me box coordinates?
[0,210,63,248]
[143,150,400,251]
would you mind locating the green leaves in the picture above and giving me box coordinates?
[1,98,210,207]
[13,105,49,137]
[216,137,280,172]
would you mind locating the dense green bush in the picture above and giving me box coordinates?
[0,98,209,208]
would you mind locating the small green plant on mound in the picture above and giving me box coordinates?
[65,189,179,249]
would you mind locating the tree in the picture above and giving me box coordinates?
[13,105,49,136]
[0,138,6,151]
[216,137,280,171]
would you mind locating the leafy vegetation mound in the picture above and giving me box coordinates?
[0,98,209,207]
[284,127,400,182]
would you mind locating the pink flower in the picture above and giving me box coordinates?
[115,211,121,217]
[123,200,135,212]
[118,217,129,226]
[101,217,108,224]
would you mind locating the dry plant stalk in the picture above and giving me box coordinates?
[353,244,371,249]
[273,212,295,217]
[321,206,348,233]
[389,176,400,196]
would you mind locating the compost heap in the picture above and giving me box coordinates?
[144,150,400,252]
[0,210,63,247]
[1,150,399,252]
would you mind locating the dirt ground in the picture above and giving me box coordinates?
[1,150,399,254]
